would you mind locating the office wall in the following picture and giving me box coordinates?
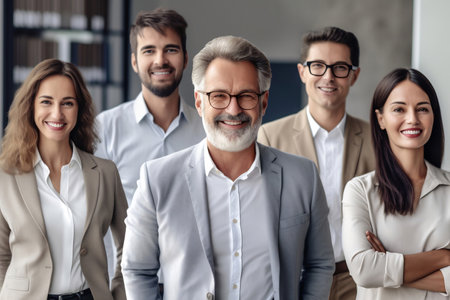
[413,0,450,170]
[130,0,412,123]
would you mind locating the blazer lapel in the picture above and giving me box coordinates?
[185,143,215,274]
[342,116,363,192]
[16,172,47,238]
[259,145,282,298]
[78,150,100,235]
[293,108,319,168]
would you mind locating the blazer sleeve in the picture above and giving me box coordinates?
[109,163,128,300]
[300,163,335,299]
[342,178,404,288]
[0,208,11,288]
[121,163,161,300]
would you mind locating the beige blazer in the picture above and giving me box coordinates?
[258,107,375,194]
[0,149,127,300]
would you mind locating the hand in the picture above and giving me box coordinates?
[366,231,386,253]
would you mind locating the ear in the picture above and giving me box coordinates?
[260,91,269,116]
[194,91,203,117]
[131,53,138,73]
[375,109,385,130]
[350,67,360,86]
[297,63,307,84]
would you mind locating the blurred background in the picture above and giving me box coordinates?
[1,0,449,169]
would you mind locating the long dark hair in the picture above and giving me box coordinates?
[370,68,444,215]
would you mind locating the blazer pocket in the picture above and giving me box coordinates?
[280,213,310,230]
[5,276,29,291]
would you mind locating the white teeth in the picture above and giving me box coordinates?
[153,71,170,75]
[223,120,242,125]
[319,87,336,92]
[402,130,421,135]
[47,122,64,128]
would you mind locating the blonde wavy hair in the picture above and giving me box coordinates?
[0,59,98,174]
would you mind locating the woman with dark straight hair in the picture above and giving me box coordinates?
[342,68,449,299]
[0,59,127,300]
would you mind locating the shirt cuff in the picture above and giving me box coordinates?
[384,252,404,288]
[440,266,450,296]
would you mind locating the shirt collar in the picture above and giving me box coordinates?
[203,139,261,179]
[133,92,187,124]
[34,142,82,170]
[306,105,346,137]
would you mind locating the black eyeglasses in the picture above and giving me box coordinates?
[303,61,358,78]
[198,90,266,110]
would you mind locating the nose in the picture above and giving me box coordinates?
[225,96,243,115]
[52,104,63,118]
[154,51,168,66]
[406,110,419,124]
[322,66,335,80]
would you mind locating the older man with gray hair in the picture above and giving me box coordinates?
[121,35,334,300]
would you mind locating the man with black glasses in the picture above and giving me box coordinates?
[258,27,375,300]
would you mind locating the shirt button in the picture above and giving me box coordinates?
[234,252,239,257]
[80,248,88,256]
[233,284,238,289]
[232,218,238,224]
[231,185,235,190]
[206,292,213,299]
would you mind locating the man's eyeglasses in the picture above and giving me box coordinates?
[303,61,358,78]
[198,90,266,110]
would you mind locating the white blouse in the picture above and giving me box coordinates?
[34,147,88,294]
[342,161,450,299]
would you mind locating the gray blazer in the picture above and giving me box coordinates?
[122,142,334,300]
[0,149,127,300]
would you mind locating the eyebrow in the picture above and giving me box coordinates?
[389,101,431,106]
[309,59,351,65]
[208,88,260,94]
[38,95,77,100]
[140,44,181,51]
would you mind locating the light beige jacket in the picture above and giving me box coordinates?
[0,149,127,300]
[258,107,375,195]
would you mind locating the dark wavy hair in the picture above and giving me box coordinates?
[0,59,98,173]
[370,68,444,215]
[130,8,187,56]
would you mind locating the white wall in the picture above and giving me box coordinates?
[130,0,413,121]
[412,0,450,170]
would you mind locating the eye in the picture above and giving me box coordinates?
[392,107,404,113]
[62,100,76,107]
[166,47,180,54]
[333,64,349,71]
[417,106,430,112]
[38,99,52,105]
[210,92,229,100]
[142,49,155,55]
[310,62,325,69]
[237,93,258,101]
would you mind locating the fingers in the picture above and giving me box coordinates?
[366,231,387,253]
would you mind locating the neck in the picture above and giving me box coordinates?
[207,141,256,181]
[308,103,345,132]
[38,139,73,171]
[142,86,180,132]
[394,148,427,183]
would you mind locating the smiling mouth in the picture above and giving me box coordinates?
[46,121,65,128]
[318,87,337,92]
[401,129,422,136]
[222,120,244,126]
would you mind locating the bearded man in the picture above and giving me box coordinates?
[121,35,335,300]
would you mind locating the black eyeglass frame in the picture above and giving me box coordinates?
[197,90,266,110]
[303,61,358,78]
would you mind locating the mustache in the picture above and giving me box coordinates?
[214,113,251,123]
[150,64,174,72]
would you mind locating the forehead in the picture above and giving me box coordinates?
[136,27,182,49]
[204,58,259,91]
[36,75,75,95]
[306,41,351,63]
[386,80,430,104]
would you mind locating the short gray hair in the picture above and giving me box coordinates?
[192,36,271,92]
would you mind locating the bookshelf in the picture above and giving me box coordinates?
[2,0,130,130]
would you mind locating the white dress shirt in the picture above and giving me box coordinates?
[95,92,205,203]
[307,107,346,262]
[34,146,88,294]
[204,141,273,300]
[342,161,450,299]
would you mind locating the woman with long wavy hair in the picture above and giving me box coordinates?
[342,68,449,299]
[0,59,127,300]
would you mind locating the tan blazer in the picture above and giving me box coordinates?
[258,107,375,194]
[0,149,127,300]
